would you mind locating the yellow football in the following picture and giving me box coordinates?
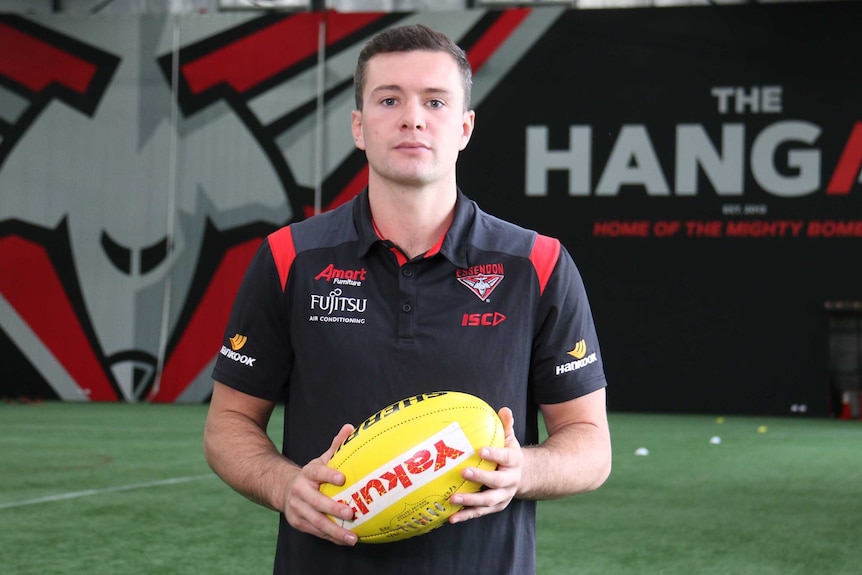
[320,390,504,543]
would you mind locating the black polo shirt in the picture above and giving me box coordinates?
[212,188,607,575]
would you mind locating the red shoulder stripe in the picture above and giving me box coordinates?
[529,234,560,296]
[268,226,296,291]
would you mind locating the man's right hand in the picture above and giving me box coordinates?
[281,423,359,546]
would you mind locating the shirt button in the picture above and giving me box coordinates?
[402,302,413,313]
[402,268,413,277]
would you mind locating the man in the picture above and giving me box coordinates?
[204,24,611,575]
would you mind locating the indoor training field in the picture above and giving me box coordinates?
[2,402,859,574]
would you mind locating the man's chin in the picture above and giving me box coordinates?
[379,170,433,188]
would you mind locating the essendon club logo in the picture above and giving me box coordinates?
[456,264,505,301]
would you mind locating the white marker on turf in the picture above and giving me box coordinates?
[0,474,214,510]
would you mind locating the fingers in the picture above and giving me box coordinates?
[448,473,516,524]
[447,406,523,525]
[322,424,356,465]
[284,468,358,545]
[282,424,360,546]
[476,406,521,469]
[317,423,355,486]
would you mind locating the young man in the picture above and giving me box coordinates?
[204,24,611,575]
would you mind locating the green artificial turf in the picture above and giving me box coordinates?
[538,413,862,575]
[1,402,860,574]
[0,402,274,575]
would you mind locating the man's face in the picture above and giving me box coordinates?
[351,50,475,189]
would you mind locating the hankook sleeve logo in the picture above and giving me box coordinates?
[229,333,247,351]
[567,339,587,360]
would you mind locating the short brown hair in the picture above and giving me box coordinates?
[353,24,473,111]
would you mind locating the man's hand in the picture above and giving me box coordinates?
[282,423,360,546]
[447,407,522,524]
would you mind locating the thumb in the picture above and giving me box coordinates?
[498,407,519,448]
[322,423,356,465]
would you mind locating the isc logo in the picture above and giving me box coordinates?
[461,312,507,327]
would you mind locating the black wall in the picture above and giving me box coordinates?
[460,2,862,416]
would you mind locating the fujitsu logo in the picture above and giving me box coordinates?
[327,423,473,528]
[456,264,505,301]
[310,288,367,315]
[315,264,367,286]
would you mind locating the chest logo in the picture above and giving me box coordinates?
[456,268,504,302]
[315,264,367,287]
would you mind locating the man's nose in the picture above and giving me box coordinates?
[400,100,426,130]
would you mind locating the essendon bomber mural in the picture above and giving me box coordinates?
[1,3,860,415]
[0,8,553,403]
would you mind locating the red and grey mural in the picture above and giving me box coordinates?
[2,4,860,415]
[0,8,552,403]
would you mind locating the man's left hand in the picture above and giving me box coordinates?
[447,407,522,523]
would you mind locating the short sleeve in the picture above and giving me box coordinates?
[211,233,294,401]
[530,242,607,404]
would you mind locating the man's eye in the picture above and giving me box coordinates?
[427,100,444,108]
[382,98,397,106]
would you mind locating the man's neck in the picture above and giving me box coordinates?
[368,182,457,260]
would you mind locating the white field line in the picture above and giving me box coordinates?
[0,474,215,510]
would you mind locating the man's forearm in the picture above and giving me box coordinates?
[517,421,612,500]
[204,407,300,512]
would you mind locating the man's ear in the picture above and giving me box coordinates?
[459,110,476,151]
[351,110,365,150]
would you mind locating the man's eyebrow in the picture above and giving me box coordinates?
[422,87,453,97]
[370,84,403,95]
[370,85,453,97]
